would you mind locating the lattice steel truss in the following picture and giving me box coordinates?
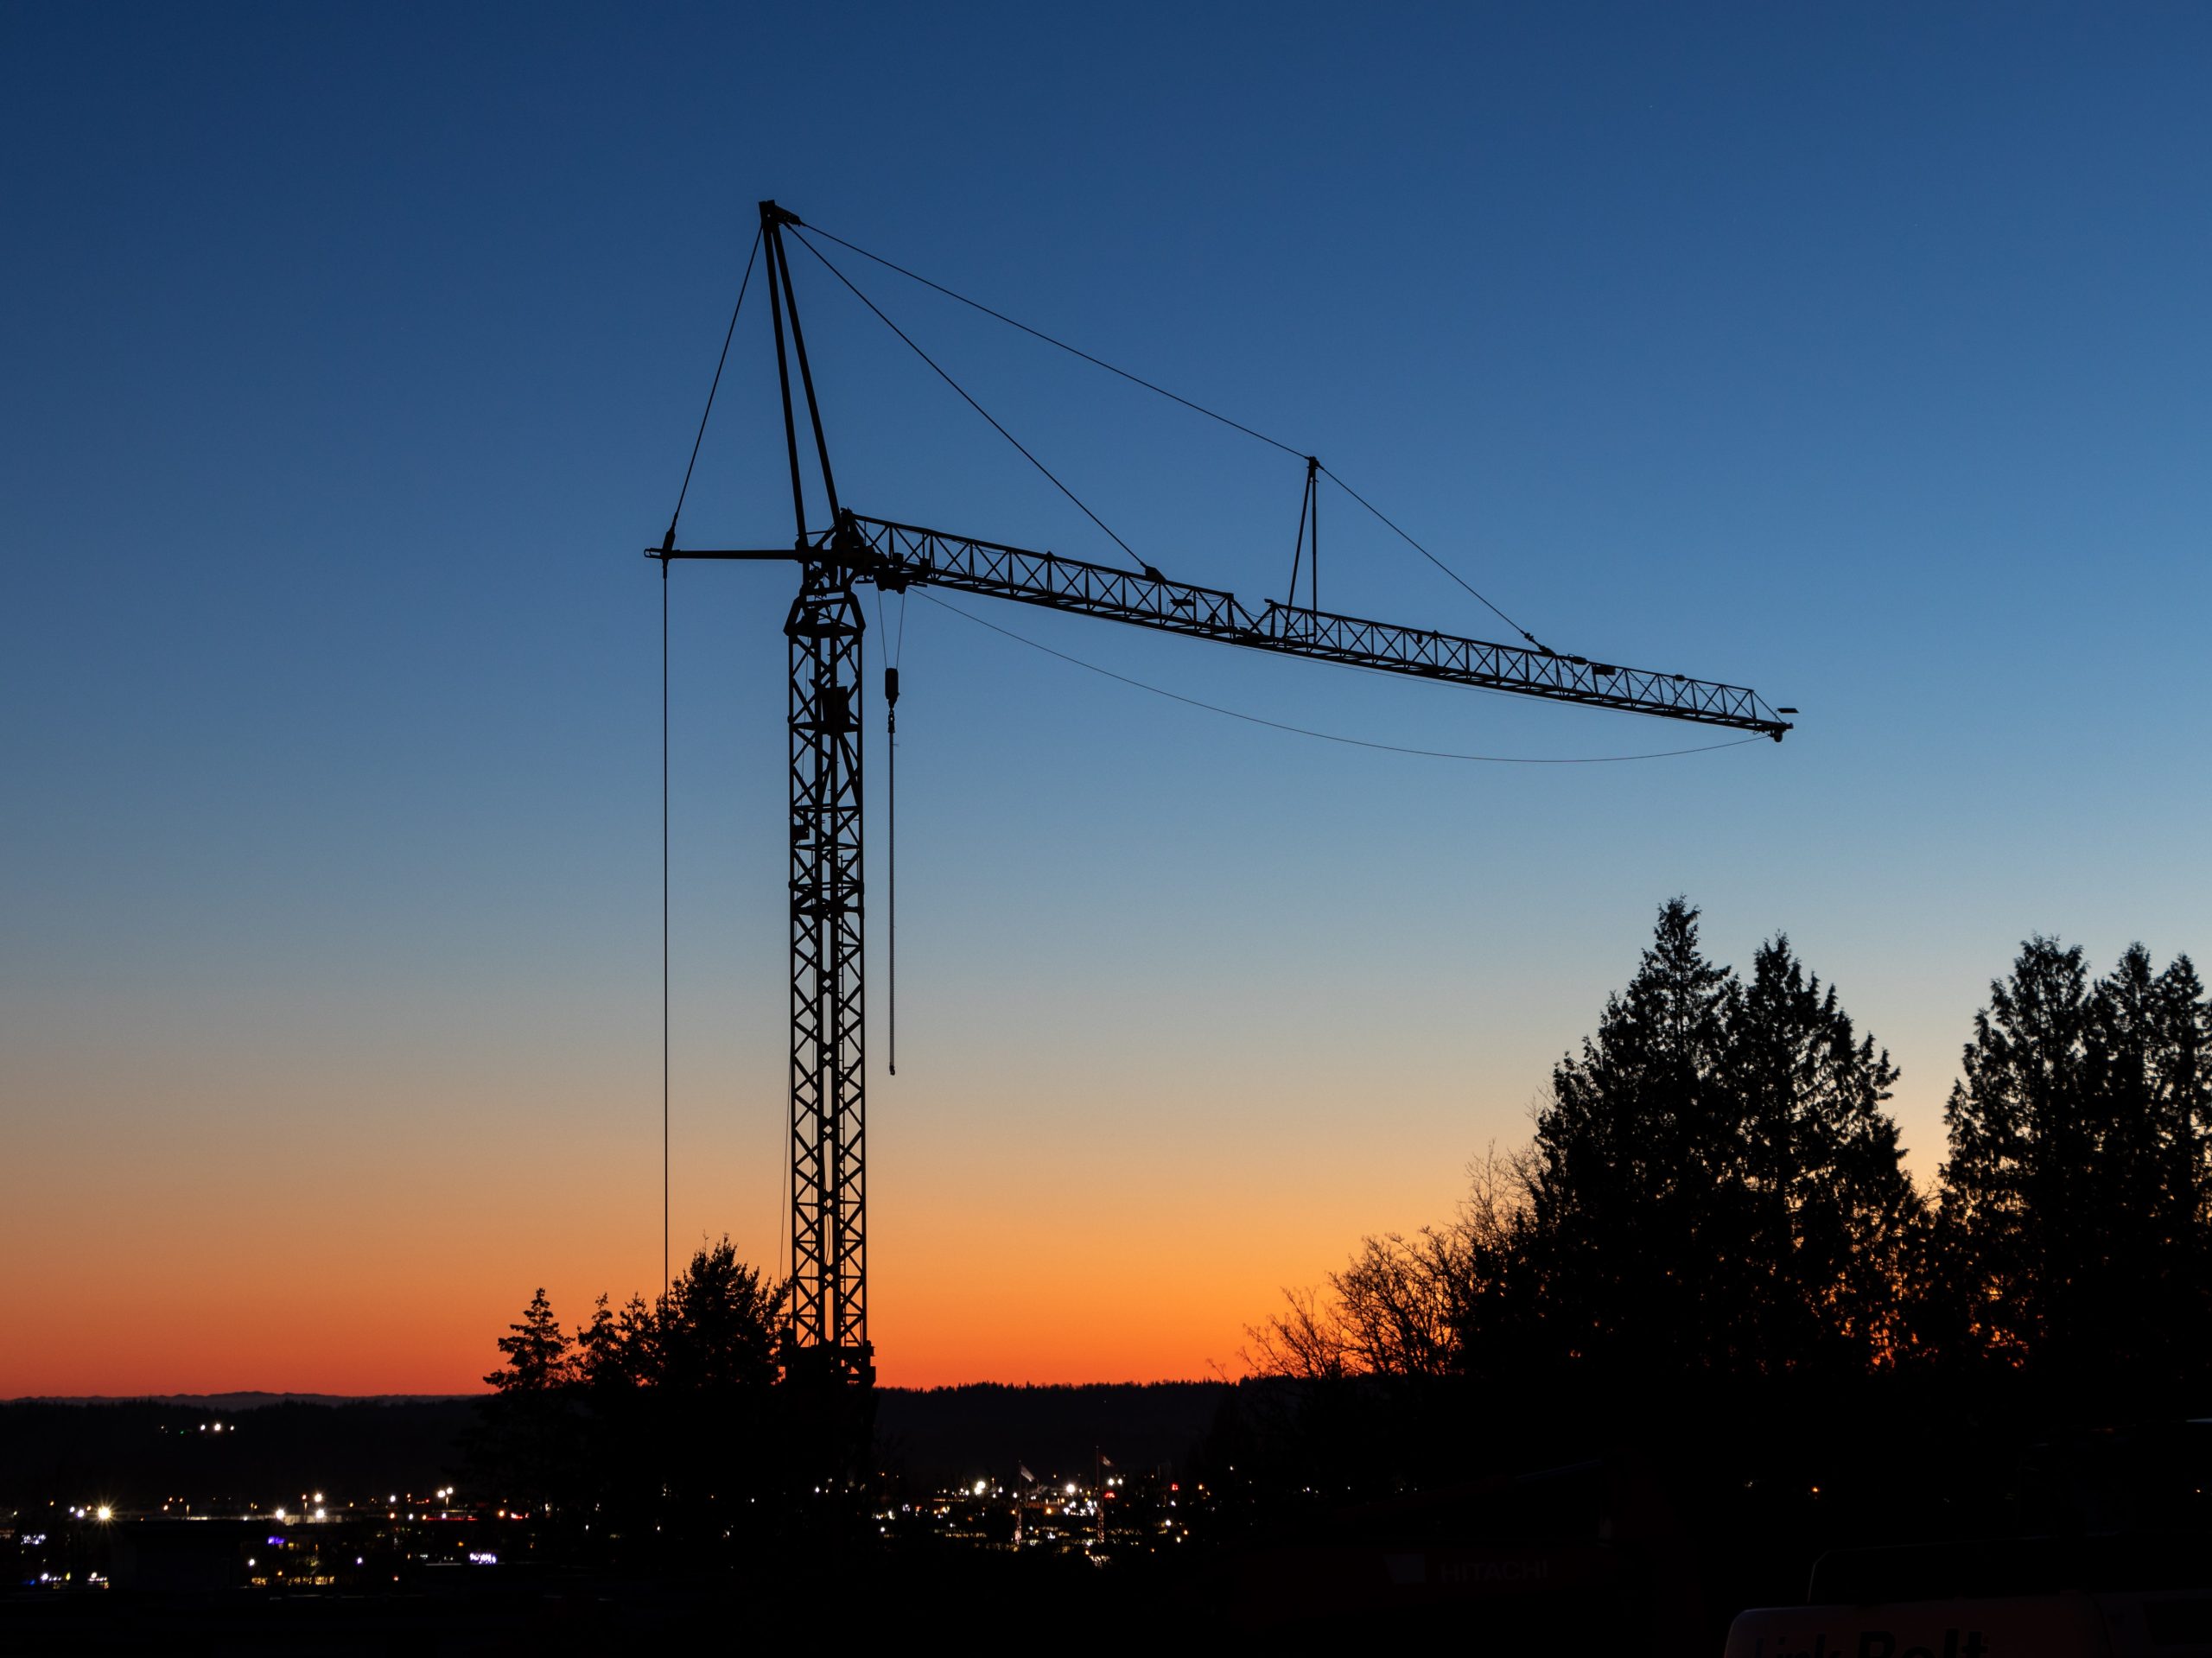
[785,559,871,1386]
[846,517,1789,735]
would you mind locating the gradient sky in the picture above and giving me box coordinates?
[5,3,2209,1394]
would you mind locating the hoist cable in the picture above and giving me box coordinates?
[666,228,762,543]
[660,559,671,1304]
[916,592,1766,765]
[801,219,1548,647]
[887,684,897,1077]
[788,229,1151,575]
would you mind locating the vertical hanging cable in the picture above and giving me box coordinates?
[885,663,899,1075]
[656,226,760,1299]
[661,557,671,1302]
[883,593,906,1076]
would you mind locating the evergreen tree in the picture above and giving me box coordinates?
[1937,937,2090,1376]
[656,1241,781,1393]
[477,1286,576,1510]
[1527,898,1742,1378]
[1516,903,1922,1388]
[473,1246,792,1546]
[1729,936,1922,1374]
[1940,939,2212,1411]
[485,1287,573,1391]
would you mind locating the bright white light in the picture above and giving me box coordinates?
[95,1506,112,1522]
[274,1509,287,1522]
[972,1480,986,1496]
[312,1492,322,1504]
[1065,1483,1077,1496]
[313,1509,326,1521]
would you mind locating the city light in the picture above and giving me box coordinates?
[95,1505,112,1522]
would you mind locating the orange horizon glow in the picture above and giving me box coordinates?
[3,1002,1967,1400]
[7,912,1993,1403]
[1,1048,1481,1398]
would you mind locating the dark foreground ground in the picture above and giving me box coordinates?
[12,1393,2212,1654]
[3,1549,1226,1655]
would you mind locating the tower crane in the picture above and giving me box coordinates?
[650,200,1794,1397]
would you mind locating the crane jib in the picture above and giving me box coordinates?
[833,514,1790,740]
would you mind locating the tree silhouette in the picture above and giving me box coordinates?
[1255,901,1923,1406]
[485,1287,574,1391]
[1939,938,2212,1413]
[1727,935,1922,1375]
[653,1241,780,1393]
[1231,904,2212,1616]
[473,1242,795,1548]
[2082,948,2212,1400]
[475,1286,579,1508]
[1526,898,1743,1381]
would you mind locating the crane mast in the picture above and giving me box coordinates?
[654,200,1793,1401]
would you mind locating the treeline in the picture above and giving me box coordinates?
[1247,899,2211,1452]
[471,1242,819,1558]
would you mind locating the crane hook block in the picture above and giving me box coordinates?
[884,667,899,708]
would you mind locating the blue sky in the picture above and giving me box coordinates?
[4,3,2209,1385]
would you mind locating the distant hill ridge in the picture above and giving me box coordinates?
[13,1392,467,1408]
[0,1382,1232,1503]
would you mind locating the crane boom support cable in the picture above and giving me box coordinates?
[1319,465,1548,651]
[802,219,1307,461]
[801,219,1548,648]
[667,228,763,543]
[915,592,1766,764]
[788,228,1150,575]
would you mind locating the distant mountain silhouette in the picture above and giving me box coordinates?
[877,1382,1228,1489]
[11,1392,467,1409]
[0,1384,1230,1508]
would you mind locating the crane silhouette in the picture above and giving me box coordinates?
[650,200,1793,1401]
